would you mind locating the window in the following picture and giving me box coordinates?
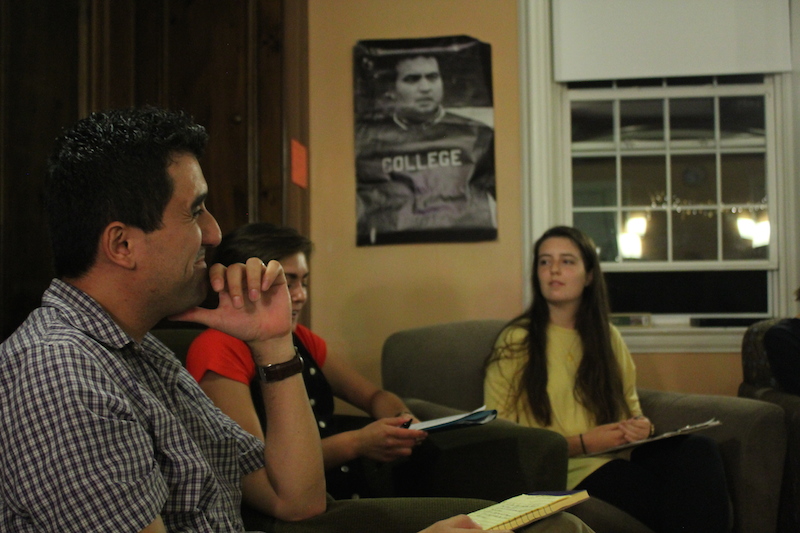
[567,76,776,324]
[519,1,799,352]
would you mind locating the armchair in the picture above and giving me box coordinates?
[739,318,800,533]
[382,320,786,533]
[150,323,206,365]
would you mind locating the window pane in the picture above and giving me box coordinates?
[717,74,764,85]
[722,209,769,260]
[621,155,666,206]
[620,99,664,148]
[573,157,616,207]
[617,78,663,88]
[571,101,613,146]
[669,98,714,143]
[568,80,614,90]
[672,209,717,260]
[568,77,773,291]
[666,76,714,87]
[671,154,717,205]
[605,271,769,314]
[721,153,766,204]
[622,211,667,261]
[574,211,618,262]
[720,96,765,145]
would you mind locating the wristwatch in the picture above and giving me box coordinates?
[257,348,304,383]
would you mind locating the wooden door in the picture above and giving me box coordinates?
[0,0,309,339]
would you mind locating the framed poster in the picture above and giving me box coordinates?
[354,35,496,246]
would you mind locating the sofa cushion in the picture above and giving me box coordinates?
[382,319,506,412]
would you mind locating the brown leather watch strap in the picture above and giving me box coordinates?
[257,347,304,383]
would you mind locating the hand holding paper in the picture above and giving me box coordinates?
[585,418,721,457]
[410,406,497,433]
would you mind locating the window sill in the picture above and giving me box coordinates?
[619,325,745,354]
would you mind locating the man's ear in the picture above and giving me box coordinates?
[100,221,139,269]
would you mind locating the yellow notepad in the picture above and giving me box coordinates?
[468,490,589,531]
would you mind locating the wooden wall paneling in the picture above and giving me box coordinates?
[280,0,310,239]
[0,0,312,339]
[275,0,310,327]
[245,0,259,227]
[164,0,252,237]
[256,0,284,226]
[82,0,137,112]
[0,0,7,339]
[0,0,81,339]
[133,0,168,106]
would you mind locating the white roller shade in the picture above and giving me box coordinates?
[552,0,791,82]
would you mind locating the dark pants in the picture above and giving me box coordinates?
[323,414,565,502]
[321,415,393,500]
[575,435,731,533]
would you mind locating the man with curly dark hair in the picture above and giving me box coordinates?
[0,107,592,533]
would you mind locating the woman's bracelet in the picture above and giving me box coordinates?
[579,433,588,454]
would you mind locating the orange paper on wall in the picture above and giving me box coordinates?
[291,138,308,188]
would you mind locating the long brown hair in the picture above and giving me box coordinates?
[487,226,629,426]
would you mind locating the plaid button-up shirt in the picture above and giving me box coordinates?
[0,279,265,532]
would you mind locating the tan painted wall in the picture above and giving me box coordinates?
[307,0,524,397]
[306,0,744,410]
[633,353,741,397]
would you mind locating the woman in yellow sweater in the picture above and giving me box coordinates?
[484,226,730,533]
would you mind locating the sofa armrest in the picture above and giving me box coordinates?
[739,383,800,421]
[397,398,568,501]
[739,383,800,533]
[639,388,786,533]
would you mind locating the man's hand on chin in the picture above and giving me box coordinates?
[169,258,293,345]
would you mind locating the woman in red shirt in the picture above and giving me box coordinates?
[186,222,426,500]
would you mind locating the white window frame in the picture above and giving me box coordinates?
[518,0,800,353]
[567,80,777,271]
